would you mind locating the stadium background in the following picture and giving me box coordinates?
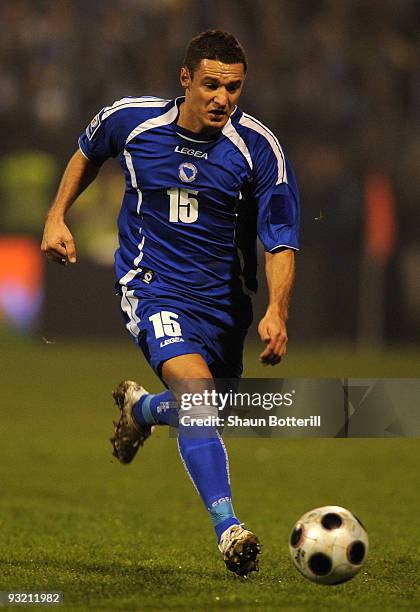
[1,1,419,610]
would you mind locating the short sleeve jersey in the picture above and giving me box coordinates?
[79,96,300,308]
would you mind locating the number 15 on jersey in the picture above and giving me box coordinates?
[167,187,199,223]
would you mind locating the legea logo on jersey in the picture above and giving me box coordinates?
[174,145,208,159]
[178,162,198,183]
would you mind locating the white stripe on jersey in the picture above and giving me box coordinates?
[78,142,91,161]
[123,149,142,213]
[175,132,214,143]
[125,102,179,144]
[269,243,299,252]
[222,119,253,171]
[119,229,145,286]
[102,96,169,120]
[239,113,287,185]
[121,286,141,337]
[119,104,179,292]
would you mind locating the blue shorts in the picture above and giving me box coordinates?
[119,288,253,379]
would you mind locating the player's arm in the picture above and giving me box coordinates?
[41,149,99,264]
[258,248,295,366]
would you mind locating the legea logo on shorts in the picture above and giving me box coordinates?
[160,337,185,348]
[178,162,198,183]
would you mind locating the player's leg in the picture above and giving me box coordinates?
[162,353,261,575]
[114,323,246,432]
[113,294,261,573]
[163,354,240,539]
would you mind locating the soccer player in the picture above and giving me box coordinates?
[41,30,300,576]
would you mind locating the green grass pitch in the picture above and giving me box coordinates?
[1,336,420,610]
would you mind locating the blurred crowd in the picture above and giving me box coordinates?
[1,1,418,218]
[0,0,419,340]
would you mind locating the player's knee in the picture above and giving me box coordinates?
[162,353,213,400]
[172,377,217,409]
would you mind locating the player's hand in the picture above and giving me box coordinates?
[258,308,288,366]
[41,215,77,265]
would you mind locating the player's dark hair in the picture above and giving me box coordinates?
[183,30,247,77]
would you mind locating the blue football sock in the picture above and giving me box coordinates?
[178,422,240,542]
[132,391,179,427]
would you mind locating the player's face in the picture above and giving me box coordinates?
[179,59,245,134]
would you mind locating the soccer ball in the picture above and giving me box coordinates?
[289,505,368,585]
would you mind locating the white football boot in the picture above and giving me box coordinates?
[218,523,262,576]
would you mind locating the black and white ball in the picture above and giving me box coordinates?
[289,505,368,585]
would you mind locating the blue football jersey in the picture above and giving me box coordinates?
[78,96,300,308]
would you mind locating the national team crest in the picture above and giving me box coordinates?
[178,162,198,183]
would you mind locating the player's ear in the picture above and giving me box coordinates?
[180,66,191,90]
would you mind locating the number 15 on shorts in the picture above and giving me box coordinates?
[149,311,182,338]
